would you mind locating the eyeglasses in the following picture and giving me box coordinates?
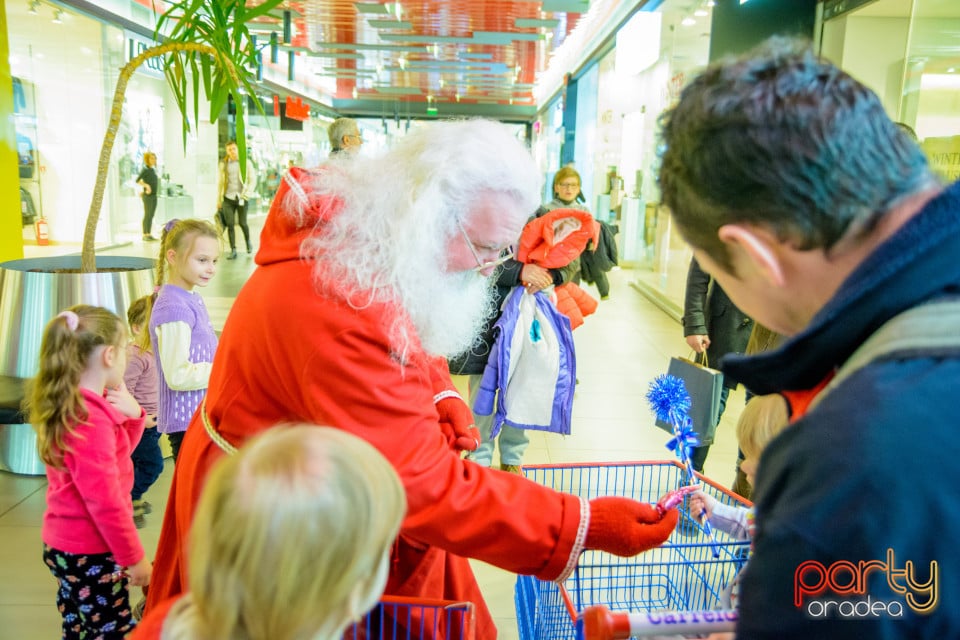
[455,217,514,272]
[557,181,580,189]
[347,133,364,143]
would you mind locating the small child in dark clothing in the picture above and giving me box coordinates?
[125,294,162,528]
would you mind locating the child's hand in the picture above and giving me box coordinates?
[105,383,142,419]
[124,558,152,587]
[655,484,700,517]
[689,490,717,522]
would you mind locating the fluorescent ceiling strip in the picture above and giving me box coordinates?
[514,18,561,28]
[305,52,364,59]
[316,42,428,52]
[369,19,413,29]
[355,2,391,14]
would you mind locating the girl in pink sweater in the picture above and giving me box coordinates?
[25,305,151,639]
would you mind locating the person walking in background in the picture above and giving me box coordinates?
[659,37,960,638]
[124,294,162,529]
[149,219,220,461]
[137,151,159,242]
[327,117,363,156]
[217,140,257,260]
[25,305,150,639]
[681,256,753,475]
[131,425,406,640]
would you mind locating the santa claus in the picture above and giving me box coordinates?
[142,119,677,638]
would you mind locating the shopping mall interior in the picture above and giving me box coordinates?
[0,0,958,638]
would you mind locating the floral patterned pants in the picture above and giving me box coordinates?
[43,544,135,639]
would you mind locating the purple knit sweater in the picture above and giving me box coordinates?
[149,285,218,434]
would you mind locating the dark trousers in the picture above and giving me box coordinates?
[131,428,163,500]
[141,196,157,235]
[43,545,135,639]
[222,196,250,251]
[690,385,731,473]
[167,431,185,462]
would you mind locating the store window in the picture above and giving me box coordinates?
[593,2,714,312]
[821,0,960,183]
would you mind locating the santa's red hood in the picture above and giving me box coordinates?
[254,167,343,267]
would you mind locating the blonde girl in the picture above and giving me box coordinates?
[125,294,162,528]
[26,305,150,639]
[149,218,220,460]
[131,425,407,640]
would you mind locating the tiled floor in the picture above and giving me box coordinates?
[0,220,744,639]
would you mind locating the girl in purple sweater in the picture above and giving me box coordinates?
[149,219,220,461]
[26,305,150,639]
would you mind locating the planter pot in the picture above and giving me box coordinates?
[0,255,156,377]
[0,256,155,475]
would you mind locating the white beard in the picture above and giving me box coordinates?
[407,270,495,359]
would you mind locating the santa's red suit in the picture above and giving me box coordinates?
[144,168,587,638]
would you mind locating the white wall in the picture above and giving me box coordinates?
[8,7,109,243]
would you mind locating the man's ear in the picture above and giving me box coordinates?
[717,223,786,286]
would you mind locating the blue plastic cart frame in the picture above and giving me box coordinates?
[515,461,751,640]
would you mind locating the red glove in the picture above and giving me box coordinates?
[435,393,481,453]
[585,496,679,557]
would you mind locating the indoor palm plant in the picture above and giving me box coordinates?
[80,0,282,272]
[0,0,281,384]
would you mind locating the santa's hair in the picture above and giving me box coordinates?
[288,119,541,361]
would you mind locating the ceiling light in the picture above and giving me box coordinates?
[706,0,716,5]
[52,9,64,24]
[949,67,957,73]
[694,9,708,17]
[28,1,40,15]
[681,16,696,27]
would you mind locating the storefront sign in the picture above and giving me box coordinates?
[285,96,309,121]
[922,136,960,183]
[126,31,165,80]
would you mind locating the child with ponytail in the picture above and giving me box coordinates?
[125,294,162,528]
[149,219,220,460]
[26,305,150,639]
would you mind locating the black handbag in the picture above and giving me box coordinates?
[654,355,724,445]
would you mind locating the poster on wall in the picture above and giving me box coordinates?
[921,136,960,183]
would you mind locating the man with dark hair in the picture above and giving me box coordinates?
[659,37,959,638]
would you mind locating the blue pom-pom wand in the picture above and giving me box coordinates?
[647,374,721,558]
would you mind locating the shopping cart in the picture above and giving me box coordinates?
[515,461,751,640]
[346,595,475,640]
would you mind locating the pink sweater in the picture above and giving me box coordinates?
[42,389,146,566]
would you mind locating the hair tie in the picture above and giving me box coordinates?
[57,310,79,331]
[164,219,180,233]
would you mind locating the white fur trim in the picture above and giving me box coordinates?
[433,390,462,404]
[555,496,589,583]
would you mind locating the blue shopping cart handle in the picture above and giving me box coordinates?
[580,605,738,639]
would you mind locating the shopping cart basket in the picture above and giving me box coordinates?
[346,595,475,640]
[515,461,751,640]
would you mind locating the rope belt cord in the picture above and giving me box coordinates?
[201,397,237,455]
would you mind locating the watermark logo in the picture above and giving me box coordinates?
[794,549,938,619]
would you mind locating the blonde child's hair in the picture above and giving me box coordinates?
[735,393,790,460]
[156,218,220,288]
[24,305,126,468]
[162,425,407,640]
[126,293,156,354]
